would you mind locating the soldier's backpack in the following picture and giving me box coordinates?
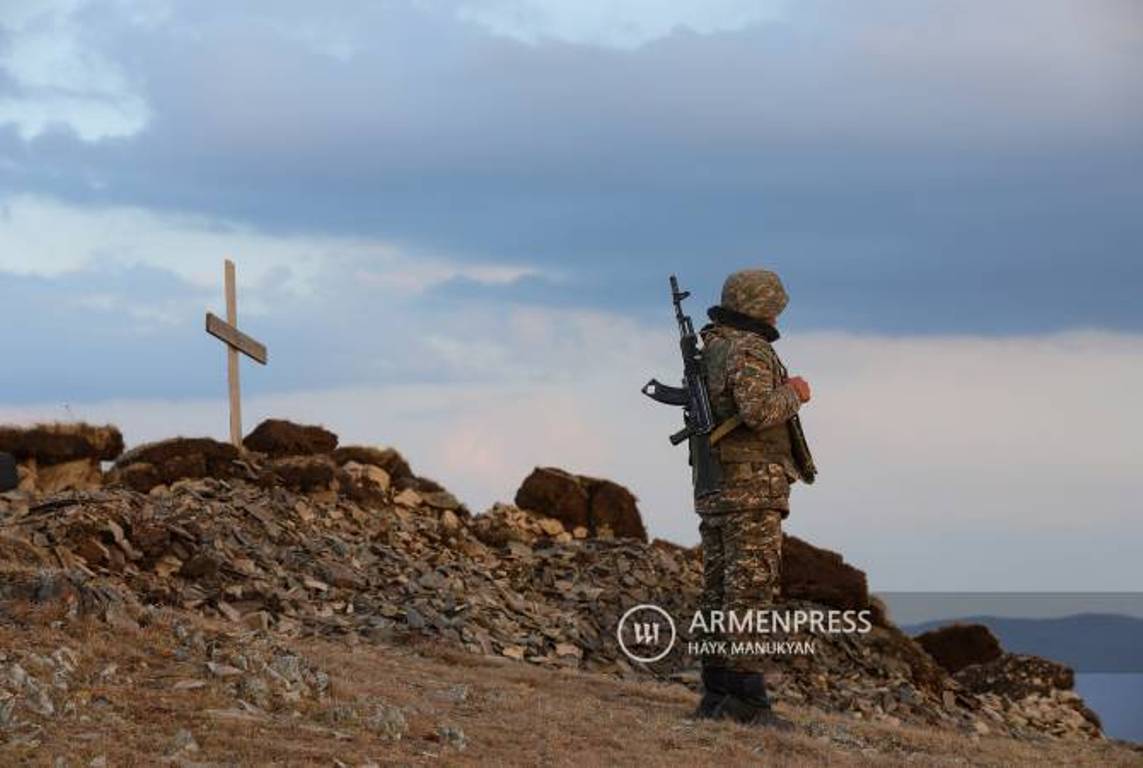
[0,452,17,492]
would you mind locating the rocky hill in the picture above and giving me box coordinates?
[1,420,1137,766]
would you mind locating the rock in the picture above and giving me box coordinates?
[0,434,1105,745]
[955,653,1075,699]
[514,468,649,541]
[35,458,103,494]
[180,554,220,579]
[579,476,647,541]
[169,728,200,754]
[243,419,338,457]
[437,724,467,751]
[341,461,391,495]
[237,676,272,709]
[111,438,240,492]
[515,468,590,532]
[0,423,124,465]
[394,489,422,507]
[440,509,461,533]
[422,491,462,512]
[537,518,565,537]
[16,458,37,493]
[555,643,582,659]
[365,705,407,742]
[111,462,161,494]
[206,662,243,678]
[915,623,1003,674]
[782,535,879,620]
[332,446,412,481]
[267,456,337,495]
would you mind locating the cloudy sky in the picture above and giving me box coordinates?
[1,0,1140,592]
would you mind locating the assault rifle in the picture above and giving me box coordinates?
[641,275,719,498]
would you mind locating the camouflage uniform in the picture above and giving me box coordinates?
[697,269,808,675]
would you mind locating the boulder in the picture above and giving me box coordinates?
[35,458,103,494]
[914,623,1003,675]
[0,423,124,465]
[470,503,572,548]
[110,438,241,492]
[515,468,591,532]
[514,468,648,541]
[339,461,391,501]
[332,446,413,481]
[955,653,1075,698]
[781,535,879,620]
[580,476,647,541]
[266,456,338,498]
[243,419,338,457]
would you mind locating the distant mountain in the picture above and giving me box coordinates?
[902,613,1143,674]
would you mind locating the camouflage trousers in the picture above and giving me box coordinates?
[698,507,783,673]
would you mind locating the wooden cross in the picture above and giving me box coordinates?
[205,260,268,447]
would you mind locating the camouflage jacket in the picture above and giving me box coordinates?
[696,323,802,516]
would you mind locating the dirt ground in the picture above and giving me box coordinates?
[1,609,1141,768]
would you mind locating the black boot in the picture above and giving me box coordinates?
[716,671,795,731]
[694,666,733,719]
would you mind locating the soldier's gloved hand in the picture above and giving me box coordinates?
[788,376,812,403]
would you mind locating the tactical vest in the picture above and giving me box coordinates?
[701,325,802,483]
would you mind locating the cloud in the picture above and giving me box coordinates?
[453,0,787,48]
[0,0,158,141]
[3,328,1141,591]
[0,194,539,295]
[1,1,1137,335]
[0,195,548,402]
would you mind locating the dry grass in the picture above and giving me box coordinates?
[1,611,1140,768]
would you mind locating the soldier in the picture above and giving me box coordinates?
[694,268,814,727]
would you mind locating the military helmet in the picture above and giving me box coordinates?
[721,268,788,322]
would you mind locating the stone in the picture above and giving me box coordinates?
[514,467,590,532]
[537,517,565,537]
[437,724,467,751]
[332,446,413,481]
[0,423,124,465]
[394,489,422,507]
[440,509,461,533]
[243,419,338,457]
[341,461,391,493]
[237,676,272,709]
[915,623,1003,674]
[267,455,337,495]
[782,535,878,620]
[579,476,647,541]
[955,654,1076,699]
[169,728,200,754]
[35,458,103,494]
[365,705,407,742]
[514,468,648,541]
[111,438,240,492]
[0,427,1105,745]
[206,662,243,678]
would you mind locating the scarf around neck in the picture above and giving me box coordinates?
[706,305,780,342]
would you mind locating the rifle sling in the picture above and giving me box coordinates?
[709,415,744,447]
